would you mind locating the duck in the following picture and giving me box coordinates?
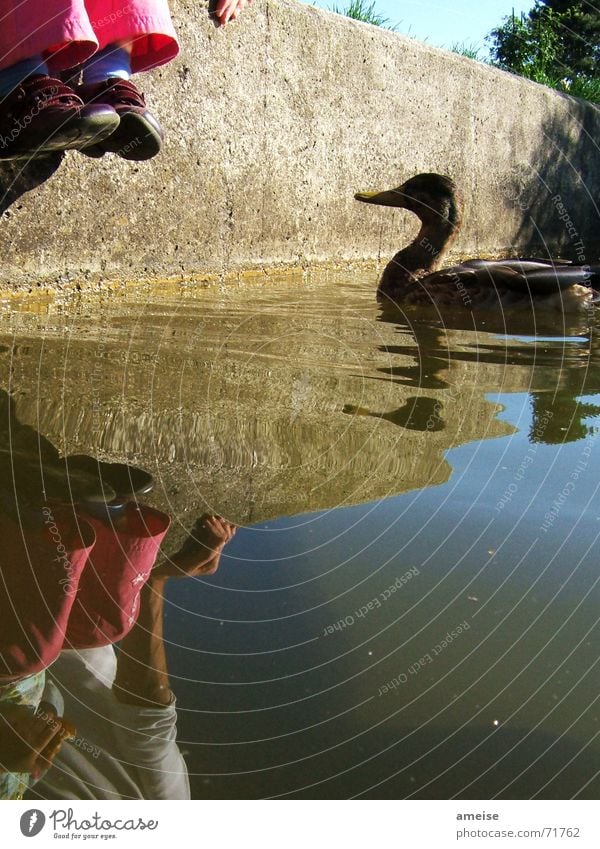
[355,173,599,310]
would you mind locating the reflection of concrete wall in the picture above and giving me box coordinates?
[1,0,599,291]
[0,289,518,526]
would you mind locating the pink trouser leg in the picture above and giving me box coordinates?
[64,503,171,649]
[0,0,178,74]
[0,511,96,682]
[83,0,179,73]
[0,0,97,72]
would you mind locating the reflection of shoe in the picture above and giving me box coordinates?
[0,75,119,160]
[65,455,154,498]
[0,448,116,523]
[76,78,163,161]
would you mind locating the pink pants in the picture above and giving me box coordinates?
[0,0,179,73]
[0,503,170,682]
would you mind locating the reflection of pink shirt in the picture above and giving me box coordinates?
[0,503,170,682]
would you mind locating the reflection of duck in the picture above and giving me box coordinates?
[343,396,445,432]
[355,173,599,310]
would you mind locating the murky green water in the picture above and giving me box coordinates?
[0,273,598,799]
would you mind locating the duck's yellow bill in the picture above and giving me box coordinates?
[354,189,406,207]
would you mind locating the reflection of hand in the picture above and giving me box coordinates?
[153,514,237,579]
[214,0,252,25]
[0,705,75,778]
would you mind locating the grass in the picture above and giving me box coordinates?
[450,41,486,61]
[329,0,398,30]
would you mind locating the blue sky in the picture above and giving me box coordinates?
[301,0,534,51]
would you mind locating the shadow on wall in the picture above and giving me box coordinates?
[505,95,600,263]
[0,154,63,217]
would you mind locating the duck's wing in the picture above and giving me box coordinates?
[501,266,593,294]
[461,258,573,273]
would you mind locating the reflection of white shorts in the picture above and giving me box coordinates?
[29,647,190,801]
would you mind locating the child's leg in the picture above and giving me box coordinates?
[0,56,50,99]
[74,0,179,160]
[0,1,121,159]
[80,40,132,86]
[76,37,160,161]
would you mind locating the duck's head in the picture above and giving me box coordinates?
[355,173,462,232]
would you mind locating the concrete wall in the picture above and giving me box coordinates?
[1,0,599,291]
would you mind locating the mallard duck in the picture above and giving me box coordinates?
[355,173,599,310]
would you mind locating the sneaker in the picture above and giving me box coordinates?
[0,75,119,160]
[76,78,163,161]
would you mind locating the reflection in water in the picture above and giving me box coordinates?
[0,391,235,799]
[0,274,598,799]
[343,397,446,432]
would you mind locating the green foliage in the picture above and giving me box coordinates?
[329,0,398,30]
[558,74,600,102]
[532,1,600,78]
[487,7,565,82]
[486,2,600,104]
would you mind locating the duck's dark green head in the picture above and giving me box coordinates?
[355,173,462,230]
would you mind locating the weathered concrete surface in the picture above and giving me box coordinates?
[1,0,599,291]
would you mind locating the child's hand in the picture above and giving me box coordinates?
[153,514,237,579]
[0,705,75,779]
[214,0,252,26]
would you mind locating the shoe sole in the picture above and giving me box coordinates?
[0,111,120,160]
[82,111,163,161]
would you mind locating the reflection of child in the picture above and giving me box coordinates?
[0,499,170,798]
[0,508,235,799]
[0,502,171,683]
[0,0,252,160]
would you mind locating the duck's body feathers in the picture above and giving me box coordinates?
[355,174,599,311]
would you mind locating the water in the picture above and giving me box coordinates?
[0,272,598,799]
